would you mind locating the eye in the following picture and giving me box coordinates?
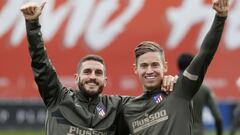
[95,69,103,76]
[152,62,160,68]
[140,63,148,69]
[83,69,92,75]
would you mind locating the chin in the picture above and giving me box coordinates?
[86,91,99,97]
[145,84,159,90]
[79,83,104,97]
[144,86,156,91]
[86,88,104,97]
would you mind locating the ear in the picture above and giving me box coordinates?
[74,73,79,83]
[103,77,108,87]
[133,63,138,74]
[163,61,168,73]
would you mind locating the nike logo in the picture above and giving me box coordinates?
[74,103,82,108]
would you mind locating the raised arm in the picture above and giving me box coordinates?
[177,0,229,99]
[21,1,63,108]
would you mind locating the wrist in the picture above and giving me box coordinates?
[216,11,228,17]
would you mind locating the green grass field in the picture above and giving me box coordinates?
[0,130,44,135]
[0,130,240,135]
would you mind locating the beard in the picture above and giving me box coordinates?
[78,80,104,98]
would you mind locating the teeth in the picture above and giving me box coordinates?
[87,83,97,86]
[145,76,155,79]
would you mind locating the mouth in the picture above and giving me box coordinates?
[144,75,156,81]
[86,83,97,86]
[85,81,99,87]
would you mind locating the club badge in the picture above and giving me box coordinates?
[153,94,163,104]
[96,103,106,117]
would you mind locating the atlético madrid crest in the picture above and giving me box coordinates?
[153,94,163,104]
[96,103,106,118]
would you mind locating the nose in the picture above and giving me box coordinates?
[89,72,97,79]
[146,66,154,74]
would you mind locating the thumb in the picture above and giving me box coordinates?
[212,0,218,4]
[40,1,46,10]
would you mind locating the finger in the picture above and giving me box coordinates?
[224,0,228,7]
[170,81,174,91]
[40,1,46,10]
[167,76,172,87]
[164,76,169,86]
[229,0,233,6]
[174,75,178,83]
[29,7,36,15]
[26,7,34,15]
[166,77,172,91]
[34,6,41,15]
[161,87,167,92]
[168,77,172,86]
[20,6,26,12]
[212,1,218,10]
[166,86,170,92]
[162,76,167,87]
[171,76,176,91]
[213,5,221,12]
[20,3,29,11]
[21,9,27,15]
[220,0,224,10]
[162,76,169,92]
[212,0,218,5]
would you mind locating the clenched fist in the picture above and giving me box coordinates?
[212,0,229,17]
[20,1,46,21]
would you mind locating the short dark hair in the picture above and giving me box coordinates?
[177,53,194,71]
[134,41,165,64]
[76,54,105,73]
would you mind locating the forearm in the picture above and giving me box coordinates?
[26,20,51,65]
[180,14,226,99]
[26,20,62,107]
[197,14,226,64]
[185,15,226,81]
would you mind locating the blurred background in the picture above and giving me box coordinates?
[0,0,240,134]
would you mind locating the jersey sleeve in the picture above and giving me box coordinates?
[26,20,64,108]
[175,15,227,100]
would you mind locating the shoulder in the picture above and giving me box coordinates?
[61,87,78,97]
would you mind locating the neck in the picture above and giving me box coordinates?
[78,89,99,102]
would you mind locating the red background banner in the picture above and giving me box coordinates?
[0,0,239,100]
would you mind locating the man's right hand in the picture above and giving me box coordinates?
[161,75,178,93]
[20,1,46,21]
[212,0,229,17]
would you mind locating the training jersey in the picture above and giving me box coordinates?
[122,15,226,135]
[192,85,222,135]
[25,21,130,135]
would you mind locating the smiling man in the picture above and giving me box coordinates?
[122,0,229,134]
[20,1,130,135]
[134,41,167,91]
[20,1,176,135]
[75,56,107,98]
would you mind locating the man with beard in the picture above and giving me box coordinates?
[20,1,176,135]
[122,0,229,134]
